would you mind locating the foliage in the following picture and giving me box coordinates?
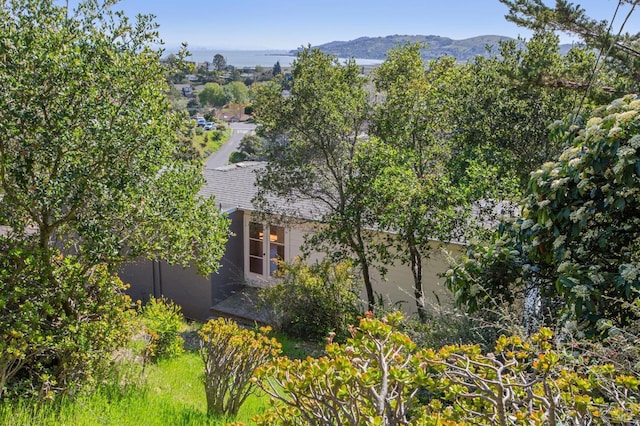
[259,259,363,341]
[237,134,267,161]
[253,46,386,311]
[0,0,228,398]
[420,327,640,425]
[199,82,227,107]
[447,94,640,332]
[370,44,471,320]
[224,81,250,104]
[452,31,600,188]
[500,0,640,91]
[0,348,270,425]
[272,61,282,76]
[254,312,427,425]
[213,53,227,71]
[0,244,133,399]
[228,151,247,164]
[254,312,640,425]
[199,318,281,417]
[139,297,185,362]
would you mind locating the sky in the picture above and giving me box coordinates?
[111,0,637,51]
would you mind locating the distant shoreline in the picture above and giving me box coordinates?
[175,49,383,68]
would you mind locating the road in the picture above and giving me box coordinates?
[204,122,256,169]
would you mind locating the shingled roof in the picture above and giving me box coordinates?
[200,162,324,220]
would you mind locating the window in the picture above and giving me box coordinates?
[246,220,286,281]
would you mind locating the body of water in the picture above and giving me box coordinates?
[183,49,383,68]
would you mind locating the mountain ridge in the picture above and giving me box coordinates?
[290,34,573,62]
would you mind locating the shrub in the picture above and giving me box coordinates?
[447,94,640,333]
[254,312,640,425]
[229,151,247,164]
[199,318,281,417]
[421,327,640,424]
[254,312,426,425]
[139,297,185,362]
[259,259,362,342]
[0,245,133,399]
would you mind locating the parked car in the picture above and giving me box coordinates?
[195,117,206,127]
[204,122,216,130]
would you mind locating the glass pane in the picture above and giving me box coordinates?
[249,256,263,274]
[249,239,263,257]
[249,222,263,240]
[269,245,280,275]
[269,241,285,276]
[269,225,284,244]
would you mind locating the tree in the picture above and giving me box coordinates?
[253,47,385,311]
[272,60,282,76]
[0,0,228,395]
[452,31,600,188]
[447,94,640,333]
[223,80,250,104]
[500,0,640,91]
[237,134,266,160]
[213,53,227,71]
[369,44,469,320]
[198,82,227,107]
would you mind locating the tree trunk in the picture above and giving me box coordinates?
[409,241,426,322]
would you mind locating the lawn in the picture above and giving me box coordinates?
[193,126,232,157]
[0,325,319,425]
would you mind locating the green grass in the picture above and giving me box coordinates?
[0,351,269,425]
[193,127,232,157]
[0,326,321,426]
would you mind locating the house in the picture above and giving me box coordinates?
[119,162,461,321]
[216,103,250,123]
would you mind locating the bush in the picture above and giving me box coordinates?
[254,312,640,425]
[254,312,425,425]
[0,245,133,399]
[229,151,247,164]
[259,259,362,342]
[199,318,281,417]
[139,297,185,362]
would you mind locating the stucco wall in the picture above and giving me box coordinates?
[267,218,462,317]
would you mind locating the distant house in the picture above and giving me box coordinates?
[217,103,250,122]
[120,162,460,322]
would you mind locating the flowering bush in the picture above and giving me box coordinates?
[447,94,640,332]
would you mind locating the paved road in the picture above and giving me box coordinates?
[204,122,256,169]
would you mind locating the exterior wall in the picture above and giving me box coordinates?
[247,215,462,317]
[121,206,463,322]
[156,261,211,320]
[120,209,247,321]
[369,242,462,314]
[119,259,211,320]
[119,259,157,303]
[211,209,245,305]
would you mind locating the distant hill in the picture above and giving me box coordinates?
[290,35,574,62]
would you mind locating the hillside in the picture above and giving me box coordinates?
[290,34,573,62]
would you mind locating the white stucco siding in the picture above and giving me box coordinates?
[369,242,461,314]
[250,214,462,316]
